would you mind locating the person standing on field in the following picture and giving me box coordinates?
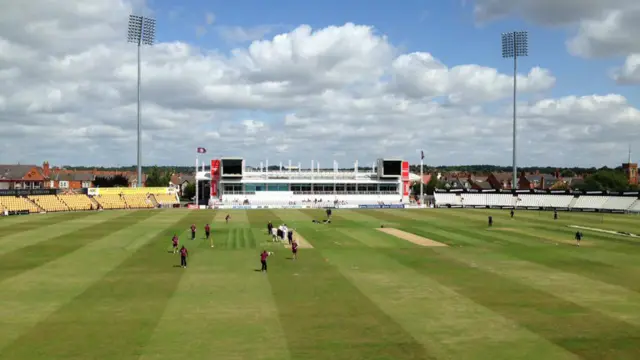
[180,245,188,268]
[260,250,270,272]
[291,240,298,260]
[172,234,179,253]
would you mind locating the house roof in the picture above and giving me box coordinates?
[0,165,41,180]
[524,174,558,182]
[52,172,95,182]
[171,173,194,185]
[472,180,493,189]
[491,172,513,182]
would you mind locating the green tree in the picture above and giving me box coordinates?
[560,169,575,177]
[182,183,195,200]
[94,174,129,187]
[425,175,444,195]
[583,169,629,191]
[145,166,173,187]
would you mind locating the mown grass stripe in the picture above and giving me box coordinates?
[240,228,247,249]
[437,209,640,249]
[327,249,577,360]
[0,211,96,237]
[0,210,191,352]
[138,250,291,360]
[441,247,640,327]
[249,228,258,248]
[385,248,640,360]
[0,211,156,283]
[267,249,434,360]
[0,211,213,360]
[408,219,640,293]
[0,211,127,256]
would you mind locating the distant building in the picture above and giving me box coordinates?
[0,161,148,190]
[0,164,47,190]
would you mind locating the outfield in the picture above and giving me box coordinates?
[0,208,639,360]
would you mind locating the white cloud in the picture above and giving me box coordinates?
[216,25,278,44]
[474,0,640,84]
[0,0,638,168]
[390,52,555,104]
[613,54,640,84]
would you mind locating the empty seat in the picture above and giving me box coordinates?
[154,193,179,205]
[58,194,94,211]
[434,193,462,206]
[94,194,127,209]
[122,194,153,209]
[29,195,69,212]
[0,196,40,213]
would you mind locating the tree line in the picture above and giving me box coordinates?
[93,166,174,188]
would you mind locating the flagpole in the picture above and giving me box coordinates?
[420,151,424,205]
[195,154,199,208]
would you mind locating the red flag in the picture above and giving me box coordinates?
[421,150,424,160]
[197,147,207,154]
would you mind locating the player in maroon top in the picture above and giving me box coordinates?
[291,240,298,260]
[190,224,196,240]
[172,234,179,253]
[225,214,230,224]
[205,224,211,239]
[260,250,270,272]
[179,245,188,268]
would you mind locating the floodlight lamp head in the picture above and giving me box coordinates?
[127,15,143,44]
[141,17,156,45]
[501,31,529,58]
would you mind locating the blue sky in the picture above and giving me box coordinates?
[149,0,637,107]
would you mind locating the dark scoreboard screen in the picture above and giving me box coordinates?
[382,160,401,176]
[222,159,243,176]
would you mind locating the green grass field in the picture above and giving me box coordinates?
[1,208,639,360]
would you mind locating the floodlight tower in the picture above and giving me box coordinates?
[501,31,528,190]
[127,15,156,187]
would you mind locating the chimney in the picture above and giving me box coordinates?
[535,169,540,175]
[42,161,50,177]
[554,169,560,179]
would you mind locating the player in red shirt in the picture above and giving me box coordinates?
[225,214,230,224]
[205,223,214,247]
[260,250,270,272]
[190,224,196,240]
[291,240,298,260]
[172,234,179,253]
[179,245,188,268]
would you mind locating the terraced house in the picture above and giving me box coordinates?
[0,164,47,190]
[0,162,147,190]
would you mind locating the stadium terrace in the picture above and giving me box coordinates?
[195,157,415,209]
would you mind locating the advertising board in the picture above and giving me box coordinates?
[358,204,405,209]
[0,189,57,196]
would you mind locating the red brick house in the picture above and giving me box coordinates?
[0,164,47,190]
[486,172,515,190]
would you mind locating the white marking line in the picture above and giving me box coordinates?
[568,225,640,238]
